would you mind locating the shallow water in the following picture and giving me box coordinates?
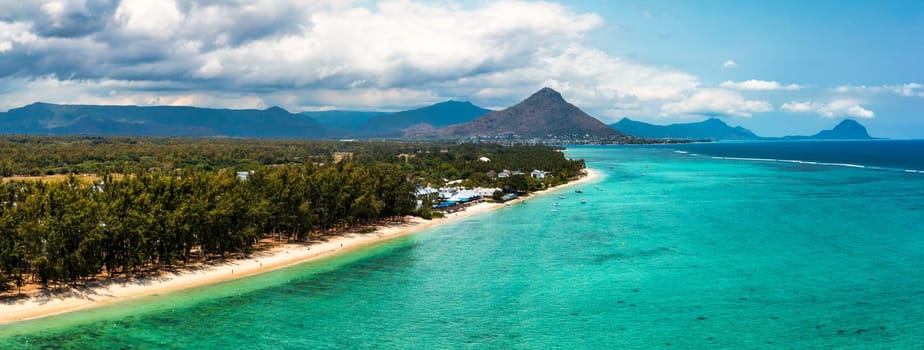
[1,143,922,349]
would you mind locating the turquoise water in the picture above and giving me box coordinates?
[2,145,923,348]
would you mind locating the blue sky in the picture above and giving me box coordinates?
[1,1,922,137]
[572,0,924,137]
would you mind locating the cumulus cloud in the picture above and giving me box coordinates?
[0,1,700,114]
[781,100,874,118]
[660,89,773,117]
[113,0,184,39]
[722,60,737,69]
[720,79,801,91]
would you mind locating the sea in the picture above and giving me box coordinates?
[1,140,922,349]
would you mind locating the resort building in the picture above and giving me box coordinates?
[530,170,550,180]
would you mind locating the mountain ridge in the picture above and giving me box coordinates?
[610,117,759,140]
[363,100,490,137]
[0,102,329,138]
[0,99,877,142]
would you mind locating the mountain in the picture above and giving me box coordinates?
[610,117,760,140]
[443,88,622,138]
[361,100,490,137]
[784,119,874,140]
[0,102,330,138]
[300,110,386,131]
[808,119,873,139]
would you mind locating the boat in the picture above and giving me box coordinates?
[551,209,558,213]
[575,189,583,193]
[558,195,566,199]
[553,202,560,206]
[580,198,586,204]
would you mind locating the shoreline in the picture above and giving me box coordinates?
[0,168,601,325]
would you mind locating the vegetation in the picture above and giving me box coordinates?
[0,136,584,291]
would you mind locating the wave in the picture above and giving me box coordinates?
[685,155,924,174]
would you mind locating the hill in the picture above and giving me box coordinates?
[0,103,330,138]
[300,110,387,131]
[443,88,621,138]
[784,119,874,140]
[362,100,490,137]
[610,117,759,140]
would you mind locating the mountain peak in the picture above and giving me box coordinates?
[809,119,872,139]
[264,106,288,113]
[435,100,474,107]
[528,87,565,102]
[834,119,862,128]
[443,88,621,138]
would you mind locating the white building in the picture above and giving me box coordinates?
[531,170,549,180]
[473,187,502,197]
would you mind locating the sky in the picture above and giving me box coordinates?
[0,0,922,138]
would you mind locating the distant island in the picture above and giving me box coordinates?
[611,117,759,140]
[781,119,874,140]
[611,117,875,141]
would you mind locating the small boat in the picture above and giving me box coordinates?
[553,202,560,206]
[580,198,586,204]
[551,209,559,213]
[558,195,566,199]
[575,189,583,193]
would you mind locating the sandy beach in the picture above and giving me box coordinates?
[0,168,601,325]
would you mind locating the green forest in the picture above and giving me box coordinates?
[0,136,585,292]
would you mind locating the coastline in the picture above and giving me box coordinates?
[0,168,601,325]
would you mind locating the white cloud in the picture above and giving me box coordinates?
[0,0,711,114]
[833,83,924,97]
[205,1,607,88]
[195,57,223,78]
[41,0,89,28]
[0,76,268,111]
[720,79,801,91]
[0,21,39,52]
[113,0,184,39]
[722,60,737,69]
[660,89,773,117]
[781,99,874,118]
[890,83,924,97]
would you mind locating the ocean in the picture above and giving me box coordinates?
[1,140,922,348]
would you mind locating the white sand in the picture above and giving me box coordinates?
[0,168,601,324]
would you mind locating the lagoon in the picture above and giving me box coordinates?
[2,143,922,348]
